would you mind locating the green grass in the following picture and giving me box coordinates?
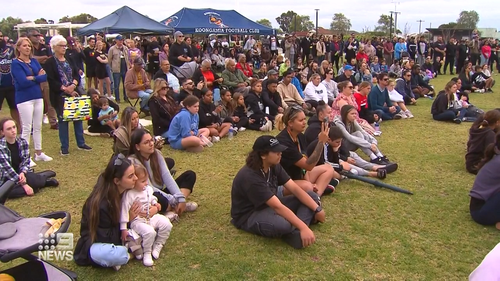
[1,74,500,280]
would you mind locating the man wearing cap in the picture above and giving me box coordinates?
[125,57,152,111]
[28,29,58,129]
[231,135,325,249]
[108,35,130,102]
[335,65,358,90]
[168,31,197,79]
[262,69,278,90]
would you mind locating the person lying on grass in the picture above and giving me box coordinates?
[469,131,500,230]
[466,109,500,174]
[230,135,325,249]
[275,106,336,196]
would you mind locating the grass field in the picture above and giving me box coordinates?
[1,74,500,280]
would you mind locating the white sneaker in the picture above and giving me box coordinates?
[112,265,121,271]
[152,243,163,259]
[108,95,116,100]
[393,112,403,120]
[143,253,154,267]
[34,152,53,162]
[405,110,414,118]
[135,254,143,260]
[185,201,198,212]
[166,211,179,223]
[29,158,37,168]
[266,120,273,131]
[373,131,382,136]
[399,112,408,119]
[238,127,246,132]
[212,136,220,143]
[43,114,49,124]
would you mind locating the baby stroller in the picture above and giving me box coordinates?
[0,181,77,281]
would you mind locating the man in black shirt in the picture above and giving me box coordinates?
[231,135,325,249]
[432,36,446,64]
[444,38,457,75]
[168,31,197,79]
[335,65,358,89]
[83,38,98,89]
[28,29,57,129]
[146,36,160,78]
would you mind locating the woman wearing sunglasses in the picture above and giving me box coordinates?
[148,78,180,139]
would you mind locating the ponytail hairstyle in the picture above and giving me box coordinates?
[471,110,500,130]
[477,131,500,170]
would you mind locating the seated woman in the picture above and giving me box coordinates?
[198,88,232,142]
[230,135,325,249]
[279,58,291,78]
[431,81,473,124]
[256,62,267,79]
[245,80,273,132]
[353,82,378,124]
[0,117,58,199]
[466,110,500,174]
[235,54,253,78]
[88,89,120,136]
[304,74,329,113]
[387,80,414,118]
[114,107,144,156]
[129,129,197,216]
[459,65,476,93]
[354,62,373,85]
[74,154,134,270]
[217,88,245,132]
[192,59,224,99]
[482,64,495,87]
[333,105,396,166]
[469,132,500,230]
[331,81,375,135]
[471,65,494,93]
[148,78,180,139]
[167,95,210,152]
[321,68,338,105]
[275,106,336,196]
[410,64,434,98]
[231,92,250,131]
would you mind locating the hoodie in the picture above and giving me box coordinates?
[465,127,496,174]
[167,108,199,144]
[304,115,323,145]
[333,115,375,150]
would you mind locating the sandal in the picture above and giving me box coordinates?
[377,168,387,179]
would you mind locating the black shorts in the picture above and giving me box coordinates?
[0,86,16,110]
[86,65,97,78]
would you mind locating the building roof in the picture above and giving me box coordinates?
[426,28,474,33]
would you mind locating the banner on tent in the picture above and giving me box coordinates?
[194,28,261,34]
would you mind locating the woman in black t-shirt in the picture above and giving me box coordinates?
[198,88,232,142]
[230,135,325,249]
[275,106,336,196]
[0,118,59,199]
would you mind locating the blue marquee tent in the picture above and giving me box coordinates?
[78,6,172,36]
[161,8,275,35]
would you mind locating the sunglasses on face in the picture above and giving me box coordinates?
[348,86,354,89]
[383,78,389,81]
[161,86,168,91]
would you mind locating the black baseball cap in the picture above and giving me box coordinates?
[253,135,287,152]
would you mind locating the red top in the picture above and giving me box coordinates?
[202,70,215,90]
[236,62,253,78]
[481,45,491,58]
[356,52,369,62]
[353,92,367,111]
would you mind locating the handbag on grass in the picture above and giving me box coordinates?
[63,96,92,121]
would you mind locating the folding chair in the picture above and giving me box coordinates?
[0,181,77,281]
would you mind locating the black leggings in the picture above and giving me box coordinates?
[153,170,197,212]
[8,172,50,199]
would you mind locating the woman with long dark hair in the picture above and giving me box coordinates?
[129,129,197,218]
[74,154,137,270]
[469,131,500,230]
[466,109,500,174]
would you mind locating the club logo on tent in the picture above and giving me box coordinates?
[204,12,228,28]
[164,16,178,26]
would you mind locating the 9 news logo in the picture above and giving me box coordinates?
[37,233,74,261]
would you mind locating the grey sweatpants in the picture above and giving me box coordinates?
[130,214,172,254]
[340,151,376,176]
[343,131,380,158]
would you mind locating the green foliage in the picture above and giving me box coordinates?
[374,14,401,35]
[330,13,352,34]
[457,10,480,29]
[275,11,314,34]
[58,13,98,24]
[256,19,272,28]
[439,22,459,29]
[0,17,24,40]
[34,18,48,24]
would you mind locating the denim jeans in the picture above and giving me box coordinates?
[58,117,85,150]
[241,190,320,249]
[89,243,129,267]
[104,65,114,95]
[372,106,401,121]
[112,71,127,101]
[471,192,500,226]
[480,54,489,66]
[139,89,153,110]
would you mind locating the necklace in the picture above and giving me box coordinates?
[260,168,271,183]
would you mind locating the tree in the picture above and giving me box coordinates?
[374,14,400,35]
[0,17,24,40]
[329,13,351,34]
[58,13,97,24]
[456,10,479,29]
[438,22,458,29]
[34,18,48,24]
[256,19,272,28]
[275,11,314,33]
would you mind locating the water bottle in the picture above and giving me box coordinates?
[374,122,380,133]
[228,127,234,140]
[213,88,221,103]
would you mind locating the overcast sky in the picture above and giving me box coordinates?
[2,0,497,33]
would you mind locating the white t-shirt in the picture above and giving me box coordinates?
[304,82,328,103]
[470,242,500,280]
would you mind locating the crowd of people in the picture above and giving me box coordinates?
[0,27,499,274]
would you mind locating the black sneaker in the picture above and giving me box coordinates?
[453,118,462,124]
[78,144,93,151]
[380,156,392,165]
[60,148,69,156]
[370,157,386,165]
[322,179,339,196]
[384,163,398,174]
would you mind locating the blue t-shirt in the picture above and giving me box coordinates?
[0,47,14,88]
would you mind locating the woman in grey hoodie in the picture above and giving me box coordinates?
[333,105,395,166]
